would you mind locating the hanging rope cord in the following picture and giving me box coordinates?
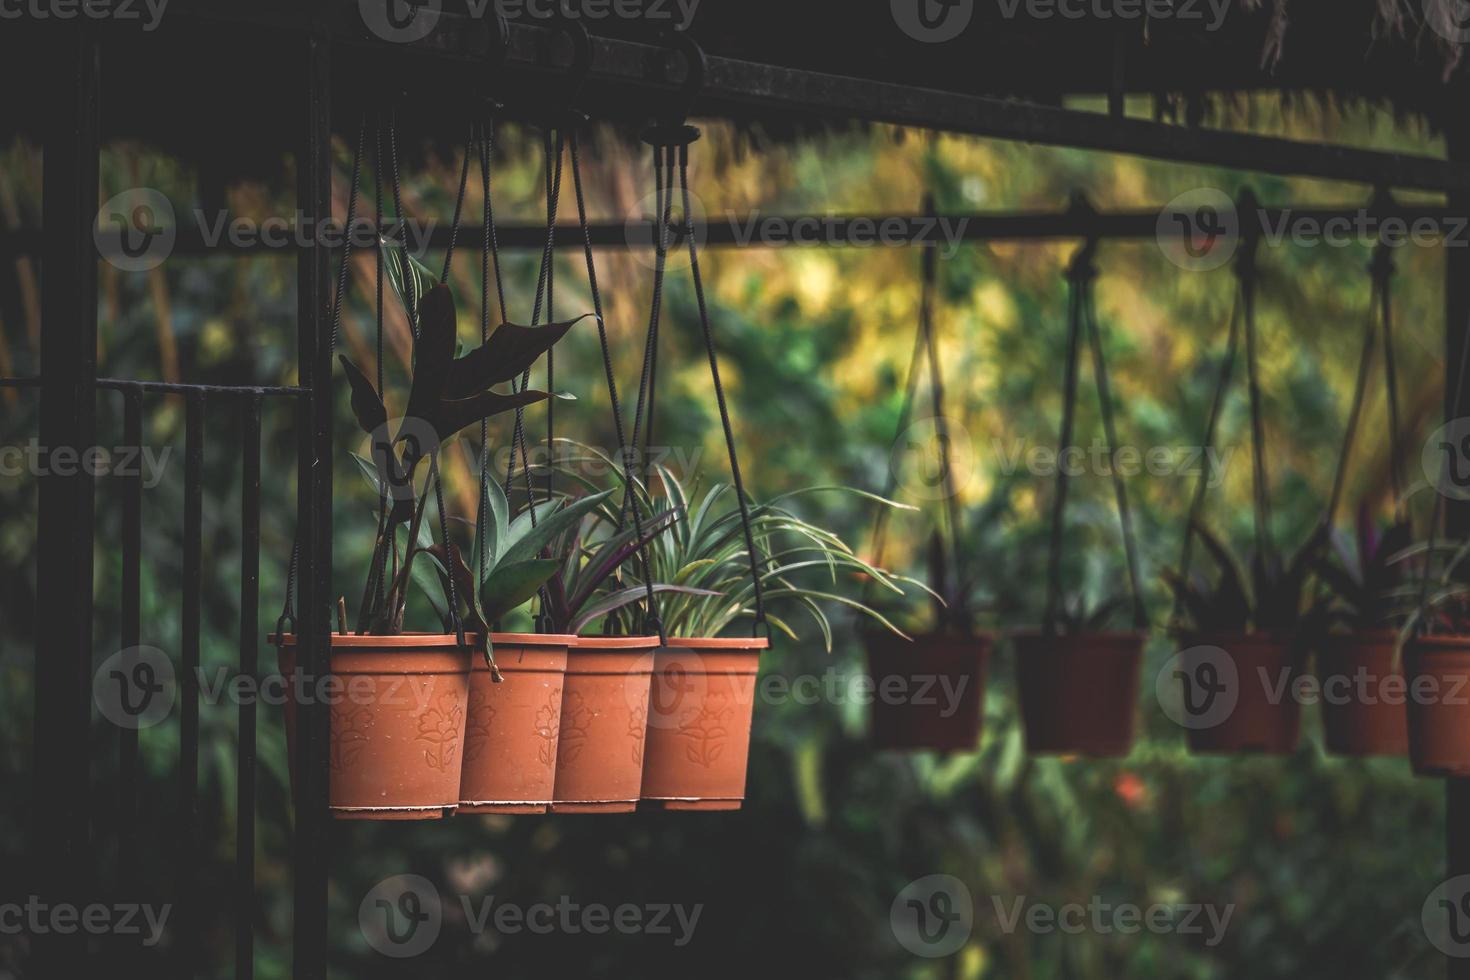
[1041,241,1148,636]
[630,129,768,637]
[864,210,967,633]
[277,109,483,647]
[1324,242,1405,527]
[1169,231,1284,633]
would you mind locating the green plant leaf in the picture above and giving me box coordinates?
[480,558,561,623]
[444,314,594,399]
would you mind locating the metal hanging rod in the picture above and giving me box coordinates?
[163,2,1470,192]
[20,198,1457,259]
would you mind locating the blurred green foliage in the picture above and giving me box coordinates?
[0,98,1454,978]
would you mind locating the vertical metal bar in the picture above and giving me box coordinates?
[1446,125,1470,980]
[177,391,204,978]
[237,394,262,980]
[33,22,100,979]
[294,22,334,980]
[119,386,143,891]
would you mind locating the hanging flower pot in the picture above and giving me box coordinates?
[1178,632,1303,755]
[641,636,768,810]
[1012,629,1146,757]
[550,635,659,813]
[1405,635,1470,776]
[274,633,473,820]
[457,633,575,814]
[863,632,991,752]
[1317,630,1408,758]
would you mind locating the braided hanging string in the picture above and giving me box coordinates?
[1239,237,1275,569]
[1411,232,1470,633]
[916,222,969,634]
[1168,263,1244,632]
[374,115,389,611]
[675,138,769,637]
[504,129,566,518]
[278,113,366,638]
[1079,252,1148,630]
[865,241,936,618]
[568,128,662,631]
[1041,246,1088,636]
[619,141,679,637]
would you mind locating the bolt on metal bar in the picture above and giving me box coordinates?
[237,394,262,980]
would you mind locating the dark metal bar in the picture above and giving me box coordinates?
[96,378,307,396]
[0,375,41,387]
[177,391,204,980]
[0,202,1458,258]
[11,202,1460,258]
[118,386,143,898]
[1446,123,1470,980]
[237,394,262,980]
[292,22,334,980]
[32,22,100,979]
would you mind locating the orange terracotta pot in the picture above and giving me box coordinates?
[550,636,659,813]
[640,636,768,811]
[457,633,574,814]
[1012,630,1146,758]
[863,633,992,751]
[1179,633,1302,755]
[1405,635,1470,777]
[1317,631,1408,758]
[274,633,473,820]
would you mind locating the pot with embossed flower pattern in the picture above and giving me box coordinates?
[274,633,473,820]
[640,637,768,811]
[457,633,574,813]
[550,635,659,813]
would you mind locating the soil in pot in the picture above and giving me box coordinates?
[457,634,574,814]
[1013,630,1146,757]
[1178,633,1302,755]
[640,637,768,811]
[863,632,991,752]
[273,633,473,820]
[1405,635,1470,776]
[550,635,659,813]
[1317,630,1408,758]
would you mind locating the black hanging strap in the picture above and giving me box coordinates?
[568,128,662,632]
[1042,240,1148,634]
[675,139,769,638]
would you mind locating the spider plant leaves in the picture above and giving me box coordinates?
[568,583,720,636]
[445,315,596,399]
[498,490,615,569]
[480,558,561,623]
[564,508,681,615]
